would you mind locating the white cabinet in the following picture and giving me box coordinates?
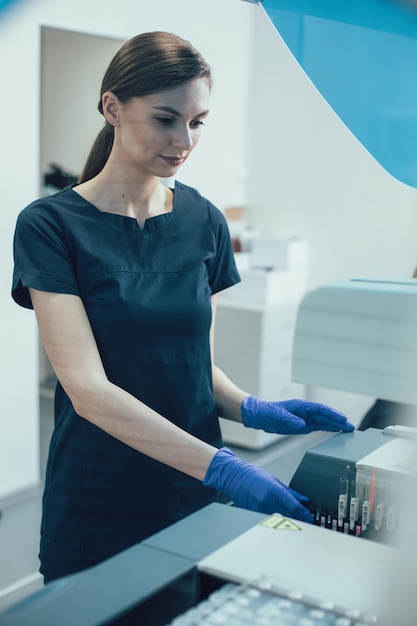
[214,296,306,449]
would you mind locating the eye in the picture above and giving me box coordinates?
[190,119,206,129]
[156,117,174,127]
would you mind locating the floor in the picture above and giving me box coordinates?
[0,393,54,612]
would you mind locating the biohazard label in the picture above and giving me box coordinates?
[261,514,302,531]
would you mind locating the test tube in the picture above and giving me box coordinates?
[338,478,348,528]
[349,481,360,531]
[386,489,397,533]
[361,483,371,533]
[326,511,333,530]
[374,482,385,531]
[386,505,396,532]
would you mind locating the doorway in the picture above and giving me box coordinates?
[39,26,123,468]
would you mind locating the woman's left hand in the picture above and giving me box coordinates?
[241,396,355,435]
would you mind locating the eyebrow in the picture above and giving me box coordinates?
[152,106,209,117]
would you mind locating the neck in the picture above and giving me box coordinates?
[74,170,174,227]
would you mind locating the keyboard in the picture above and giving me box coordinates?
[166,578,378,625]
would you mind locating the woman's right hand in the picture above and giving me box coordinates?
[203,447,313,523]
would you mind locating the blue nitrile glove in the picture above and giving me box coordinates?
[241,395,355,435]
[203,447,313,523]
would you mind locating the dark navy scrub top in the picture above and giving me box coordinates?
[12,181,240,562]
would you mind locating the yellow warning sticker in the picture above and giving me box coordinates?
[261,514,302,531]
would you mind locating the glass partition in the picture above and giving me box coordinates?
[261,0,417,188]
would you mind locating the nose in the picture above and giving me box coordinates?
[172,124,193,150]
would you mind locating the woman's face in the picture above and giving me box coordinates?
[106,78,210,178]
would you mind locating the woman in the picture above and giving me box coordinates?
[12,31,353,583]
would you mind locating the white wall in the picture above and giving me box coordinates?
[0,0,253,499]
[247,9,417,288]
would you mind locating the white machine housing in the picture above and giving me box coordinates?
[292,278,417,405]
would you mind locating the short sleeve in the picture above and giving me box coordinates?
[206,202,241,295]
[12,200,80,309]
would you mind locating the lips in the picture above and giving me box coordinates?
[160,156,185,167]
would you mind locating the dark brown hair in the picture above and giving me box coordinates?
[79,31,212,183]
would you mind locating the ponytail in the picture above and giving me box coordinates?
[78,123,114,184]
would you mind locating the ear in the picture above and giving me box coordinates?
[102,91,121,127]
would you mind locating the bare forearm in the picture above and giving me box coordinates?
[212,364,249,423]
[73,381,217,481]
